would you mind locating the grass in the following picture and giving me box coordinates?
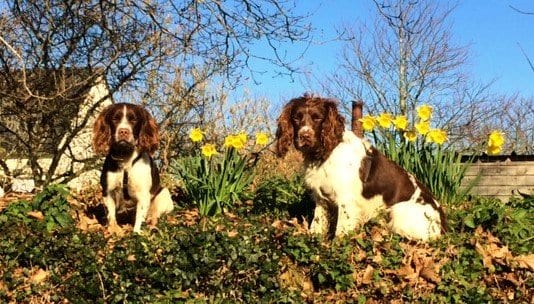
[0,183,532,303]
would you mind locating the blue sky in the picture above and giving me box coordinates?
[241,0,534,106]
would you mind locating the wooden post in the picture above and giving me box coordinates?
[352,100,364,138]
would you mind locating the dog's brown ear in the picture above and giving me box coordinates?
[92,105,112,155]
[275,100,296,157]
[359,140,376,182]
[359,155,373,182]
[137,107,160,155]
[320,99,345,155]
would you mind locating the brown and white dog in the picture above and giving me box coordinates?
[275,95,447,241]
[92,103,173,233]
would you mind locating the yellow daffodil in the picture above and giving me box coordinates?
[201,143,218,158]
[224,135,236,148]
[487,145,502,155]
[224,134,246,150]
[392,115,409,131]
[403,130,417,142]
[487,130,505,148]
[255,132,269,146]
[414,121,430,136]
[426,129,448,145]
[237,132,247,145]
[486,130,505,155]
[189,127,204,142]
[416,104,433,121]
[376,113,393,128]
[358,116,376,132]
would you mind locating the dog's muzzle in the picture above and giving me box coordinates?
[110,141,135,160]
[297,127,315,148]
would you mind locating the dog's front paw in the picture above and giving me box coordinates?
[132,224,142,234]
[309,220,328,235]
[334,226,350,238]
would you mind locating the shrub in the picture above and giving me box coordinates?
[252,174,314,221]
[0,184,73,232]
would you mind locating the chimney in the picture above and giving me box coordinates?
[352,100,364,138]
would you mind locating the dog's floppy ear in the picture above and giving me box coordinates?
[359,156,373,182]
[275,99,296,157]
[359,141,375,182]
[137,107,160,155]
[320,99,345,154]
[92,105,113,155]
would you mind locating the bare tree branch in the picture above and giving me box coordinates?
[0,0,311,187]
[509,5,534,15]
[517,42,534,73]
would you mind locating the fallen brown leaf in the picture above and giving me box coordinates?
[361,265,374,284]
[77,214,101,231]
[397,243,445,285]
[420,265,441,284]
[27,211,44,220]
[370,226,384,242]
[372,251,382,264]
[513,254,534,271]
[271,218,308,235]
[107,224,125,236]
[29,269,49,285]
[474,228,513,270]
[278,257,314,294]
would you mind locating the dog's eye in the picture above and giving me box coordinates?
[292,113,303,122]
[127,115,137,123]
[311,114,322,121]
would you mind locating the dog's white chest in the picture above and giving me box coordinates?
[107,170,124,193]
[304,139,364,203]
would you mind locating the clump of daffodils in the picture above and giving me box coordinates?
[359,104,448,145]
[188,128,270,158]
[359,104,506,155]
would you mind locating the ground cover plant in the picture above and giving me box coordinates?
[0,182,532,303]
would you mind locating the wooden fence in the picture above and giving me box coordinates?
[461,155,534,202]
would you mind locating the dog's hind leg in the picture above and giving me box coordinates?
[147,188,174,226]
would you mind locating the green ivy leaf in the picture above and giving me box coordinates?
[464,215,475,228]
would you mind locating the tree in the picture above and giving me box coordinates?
[0,0,311,187]
[510,5,534,73]
[320,0,505,151]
